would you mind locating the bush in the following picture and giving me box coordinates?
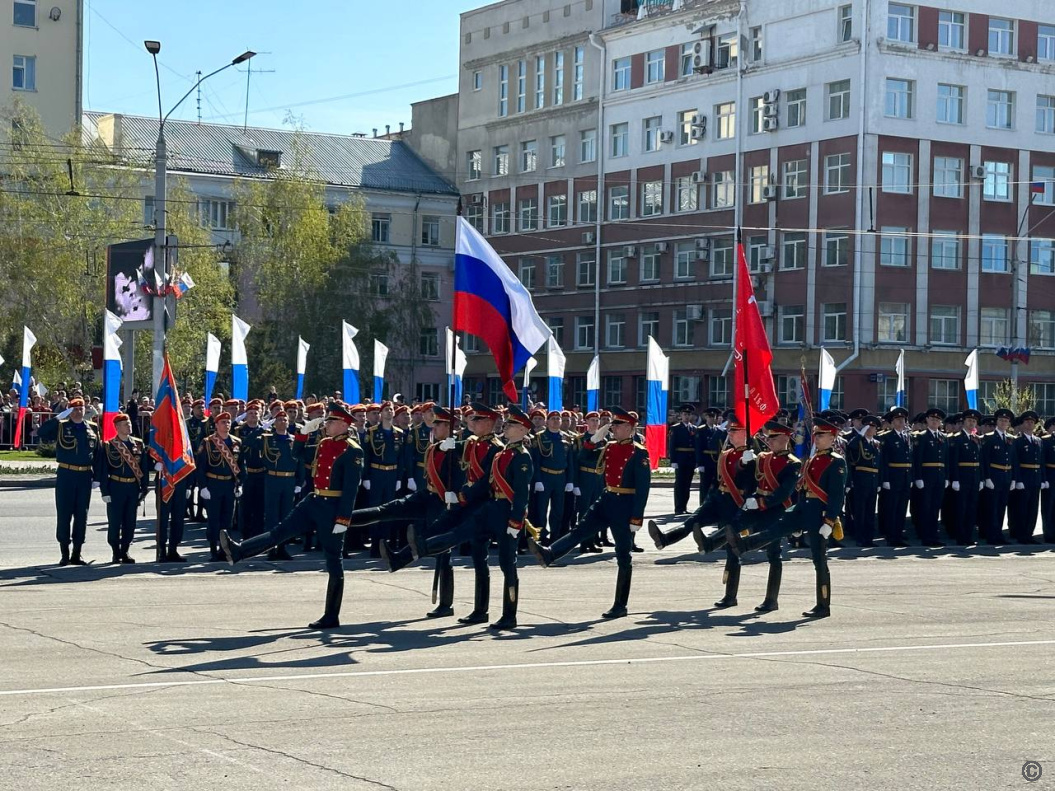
[35,443,56,458]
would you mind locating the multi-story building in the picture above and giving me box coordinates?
[83,112,460,402]
[1,0,83,139]
[423,0,1055,415]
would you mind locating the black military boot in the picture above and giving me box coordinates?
[648,516,695,550]
[457,571,490,624]
[407,524,427,561]
[349,507,384,527]
[602,566,633,619]
[379,540,412,573]
[59,544,70,566]
[120,551,136,564]
[755,562,782,612]
[309,576,344,629]
[165,548,187,563]
[803,571,831,619]
[427,555,455,618]
[69,545,87,566]
[490,580,518,630]
[729,528,776,559]
[526,536,554,567]
[692,524,728,554]
[714,563,740,608]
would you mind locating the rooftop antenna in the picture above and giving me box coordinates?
[242,51,275,132]
[196,70,202,124]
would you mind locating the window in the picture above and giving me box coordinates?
[879,229,910,267]
[573,46,584,101]
[518,258,537,289]
[640,180,662,217]
[680,42,694,76]
[827,80,851,120]
[579,128,597,163]
[986,90,1014,130]
[420,272,440,301]
[607,249,627,284]
[546,194,567,227]
[472,71,482,91]
[371,213,391,243]
[535,55,545,109]
[783,159,807,199]
[1030,238,1055,275]
[980,307,1010,346]
[14,0,35,27]
[608,185,629,220]
[1039,25,1055,62]
[822,303,847,341]
[640,248,660,282]
[928,380,960,413]
[715,102,736,139]
[931,232,960,270]
[576,253,595,287]
[416,382,441,403]
[884,78,914,119]
[199,198,234,230]
[605,314,626,348]
[553,51,564,105]
[493,145,509,176]
[824,153,851,194]
[981,234,1009,272]
[675,242,695,280]
[646,49,664,83]
[1034,384,1055,417]
[643,116,662,152]
[878,378,901,413]
[936,84,964,125]
[778,305,805,344]
[467,150,482,180]
[1029,310,1055,349]
[465,202,483,232]
[673,309,695,347]
[824,230,849,267]
[548,317,565,347]
[878,302,910,342]
[516,61,526,113]
[932,157,963,198]
[711,237,734,277]
[612,57,630,91]
[713,171,735,209]
[419,328,439,357]
[675,176,698,213]
[610,122,628,157]
[370,273,390,296]
[881,151,912,194]
[715,33,738,69]
[1037,96,1055,135]
[520,140,538,172]
[887,3,915,43]
[988,18,1015,56]
[938,11,965,50]
[144,195,157,226]
[420,215,440,246]
[546,255,564,288]
[749,96,766,134]
[930,306,960,345]
[602,375,622,406]
[498,65,509,117]
[575,316,595,350]
[676,109,697,146]
[710,309,732,346]
[673,375,702,404]
[781,232,806,270]
[636,312,659,346]
[491,201,510,234]
[786,88,807,128]
[518,198,538,231]
[463,333,480,353]
[550,135,566,167]
[839,4,853,42]
[12,55,35,91]
[749,165,770,204]
[709,375,729,408]
[577,189,597,224]
[983,161,1012,201]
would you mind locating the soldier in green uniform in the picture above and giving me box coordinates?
[531,409,574,544]
[96,412,151,563]
[37,397,99,565]
[574,410,606,553]
[261,409,300,560]
[363,401,407,556]
[197,413,244,561]
[234,401,267,538]
[184,398,209,522]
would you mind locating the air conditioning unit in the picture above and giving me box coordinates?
[695,237,710,250]
[763,117,779,132]
[685,305,704,321]
[655,241,670,253]
[582,231,595,244]
[469,194,483,205]
[624,245,638,257]
[763,89,781,104]
[690,115,707,140]
[756,300,774,317]
[763,185,779,200]
[763,103,778,118]
[692,40,712,72]
[755,262,773,274]
[691,170,708,184]
[659,131,675,144]
[971,165,987,180]
[764,245,776,260]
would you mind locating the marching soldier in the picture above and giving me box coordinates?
[196,413,244,561]
[531,410,573,544]
[261,409,300,560]
[947,409,982,545]
[528,407,651,619]
[1009,410,1042,544]
[844,414,882,546]
[1041,417,1055,543]
[363,401,406,556]
[96,412,151,563]
[234,401,267,538]
[668,404,698,515]
[911,407,948,547]
[979,408,1015,544]
[878,406,912,547]
[37,397,99,565]
[221,402,365,629]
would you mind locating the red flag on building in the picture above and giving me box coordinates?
[733,240,779,434]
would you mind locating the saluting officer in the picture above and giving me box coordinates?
[96,412,150,563]
[1009,410,1043,544]
[979,408,1015,544]
[531,409,573,544]
[911,407,948,547]
[668,404,698,515]
[878,406,912,547]
[196,412,244,561]
[947,409,983,545]
[1041,417,1055,543]
[38,397,99,565]
[844,414,882,546]
[261,409,300,560]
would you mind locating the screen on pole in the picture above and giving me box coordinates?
[106,238,156,330]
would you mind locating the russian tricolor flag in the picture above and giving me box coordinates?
[231,314,251,401]
[818,347,836,411]
[645,336,669,470]
[454,217,550,402]
[296,336,310,400]
[175,271,195,298]
[964,348,979,409]
[204,333,221,404]
[102,310,124,441]
[586,355,600,412]
[373,339,388,403]
[546,335,565,410]
[894,349,906,408]
[12,326,36,449]
[342,321,360,404]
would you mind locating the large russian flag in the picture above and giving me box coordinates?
[546,335,565,410]
[645,336,669,470]
[12,326,36,449]
[454,217,550,402]
[101,310,124,441]
[149,352,196,503]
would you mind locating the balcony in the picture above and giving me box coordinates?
[608,0,723,28]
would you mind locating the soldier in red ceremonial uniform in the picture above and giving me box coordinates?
[221,403,364,629]
[528,407,651,620]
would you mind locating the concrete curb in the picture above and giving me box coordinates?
[0,475,56,489]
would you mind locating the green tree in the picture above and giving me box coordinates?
[983,380,1035,413]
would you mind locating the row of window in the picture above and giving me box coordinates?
[886,4,1055,61]
[370,213,443,247]
[493,46,585,118]
[882,79,1055,135]
[367,271,441,302]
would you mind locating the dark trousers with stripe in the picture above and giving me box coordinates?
[105,482,140,553]
[55,468,92,548]
[158,478,188,554]
[205,480,237,552]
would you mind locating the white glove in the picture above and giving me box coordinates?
[1015,481,1025,490]
[185,488,193,499]
[101,495,111,504]
[573,487,581,496]
[407,479,417,492]
[506,526,520,538]
[1043,482,1051,490]
[534,482,544,492]
[979,482,985,492]
[363,480,371,490]
[670,463,678,471]
[984,478,995,490]
[444,491,459,505]
[564,483,574,492]
[154,462,163,472]
[952,481,960,492]
[590,425,611,443]
[331,522,348,535]
[742,497,759,511]
[741,449,756,464]
[914,479,924,489]
[234,486,242,498]
[294,485,302,494]
[395,481,402,492]
[881,482,891,490]
[819,523,833,539]
[200,487,211,500]
[439,437,457,451]
[301,417,324,433]
[91,481,100,490]
[695,466,705,473]
[944,480,950,488]
[56,407,74,420]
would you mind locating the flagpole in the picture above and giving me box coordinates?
[737,228,751,441]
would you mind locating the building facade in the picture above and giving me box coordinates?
[431,0,1055,416]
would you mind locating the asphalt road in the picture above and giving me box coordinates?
[1,485,1053,790]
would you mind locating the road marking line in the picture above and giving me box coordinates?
[3,638,1054,698]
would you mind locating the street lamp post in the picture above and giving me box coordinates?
[145,41,255,390]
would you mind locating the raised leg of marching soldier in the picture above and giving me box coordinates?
[264,474,297,560]
[647,494,724,551]
[157,478,189,562]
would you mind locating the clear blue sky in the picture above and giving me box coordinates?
[84,0,485,133]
